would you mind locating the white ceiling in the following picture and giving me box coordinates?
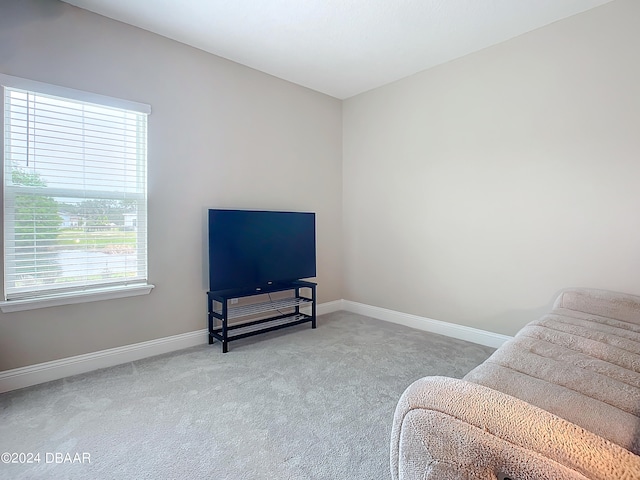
[61,0,614,99]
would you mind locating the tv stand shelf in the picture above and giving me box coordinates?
[207,280,316,353]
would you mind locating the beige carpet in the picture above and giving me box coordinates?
[0,311,494,479]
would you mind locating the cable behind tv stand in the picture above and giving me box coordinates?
[207,280,316,353]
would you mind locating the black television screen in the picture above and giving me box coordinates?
[208,209,316,292]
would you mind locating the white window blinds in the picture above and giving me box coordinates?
[1,74,150,301]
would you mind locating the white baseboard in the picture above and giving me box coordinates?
[0,300,342,393]
[342,300,511,349]
[0,329,209,394]
[316,299,344,316]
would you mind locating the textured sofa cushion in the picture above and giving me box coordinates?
[391,376,640,480]
[553,288,640,325]
[392,288,640,480]
[464,291,640,455]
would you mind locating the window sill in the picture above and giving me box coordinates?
[0,284,155,313]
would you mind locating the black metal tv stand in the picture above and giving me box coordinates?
[207,280,316,353]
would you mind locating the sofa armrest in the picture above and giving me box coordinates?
[391,376,640,480]
[553,288,640,324]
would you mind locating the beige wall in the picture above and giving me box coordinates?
[343,0,640,336]
[0,0,343,370]
[2,0,639,372]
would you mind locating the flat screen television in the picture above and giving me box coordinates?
[208,209,316,292]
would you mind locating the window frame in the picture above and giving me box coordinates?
[0,74,153,312]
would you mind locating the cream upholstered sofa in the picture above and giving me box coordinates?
[391,288,640,480]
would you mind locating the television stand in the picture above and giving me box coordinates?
[207,280,316,353]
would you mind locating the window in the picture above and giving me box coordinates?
[1,74,152,311]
